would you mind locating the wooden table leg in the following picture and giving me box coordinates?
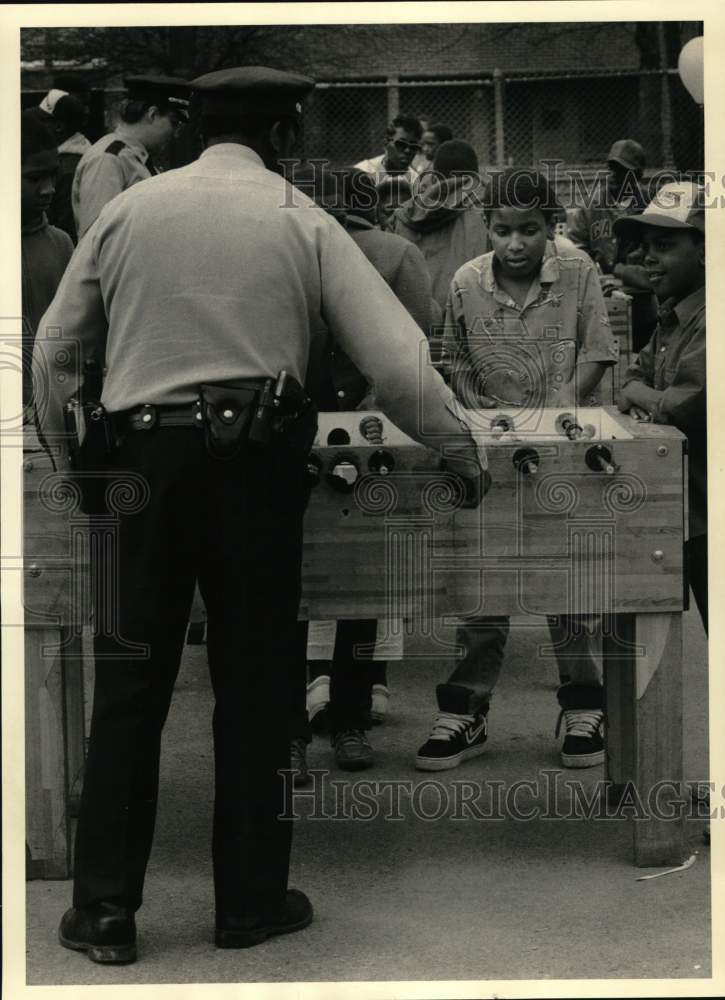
[604,612,685,866]
[25,627,71,878]
[632,611,685,866]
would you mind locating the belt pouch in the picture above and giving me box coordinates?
[198,382,258,458]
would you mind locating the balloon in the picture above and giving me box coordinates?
[678,36,704,105]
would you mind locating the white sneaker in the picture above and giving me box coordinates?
[306,675,330,728]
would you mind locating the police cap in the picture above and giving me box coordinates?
[190,66,315,119]
[124,75,192,120]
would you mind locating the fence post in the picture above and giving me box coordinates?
[387,75,399,121]
[657,25,675,169]
[493,68,505,166]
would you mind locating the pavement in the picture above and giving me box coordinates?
[26,603,710,988]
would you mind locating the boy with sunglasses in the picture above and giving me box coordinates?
[355,114,422,186]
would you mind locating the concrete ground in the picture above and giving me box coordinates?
[26,604,710,987]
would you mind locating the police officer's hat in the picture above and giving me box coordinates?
[607,139,646,173]
[124,75,192,121]
[190,66,315,119]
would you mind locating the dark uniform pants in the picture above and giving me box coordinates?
[73,427,309,921]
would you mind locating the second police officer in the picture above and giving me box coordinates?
[72,74,191,239]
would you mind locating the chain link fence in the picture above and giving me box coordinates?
[303,69,703,181]
[22,65,703,184]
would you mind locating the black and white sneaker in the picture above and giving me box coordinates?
[415,711,488,771]
[556,708,605,768]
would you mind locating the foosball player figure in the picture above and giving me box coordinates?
[415,167,619,773]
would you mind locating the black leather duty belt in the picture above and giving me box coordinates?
[111,381,271,433]
[111,402,202,432]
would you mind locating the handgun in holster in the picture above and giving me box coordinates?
[248,371,317,454]
[63,358,113,514]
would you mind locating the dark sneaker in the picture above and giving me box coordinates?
[556,708,605,768]
[290,738,311,787]
[58,902,137,964]
[216,889,313,949]
[415,711,488,771]
[332,729,374,770]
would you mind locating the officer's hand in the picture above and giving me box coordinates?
[442,454,491,509]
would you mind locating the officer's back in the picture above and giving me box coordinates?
[55,69,482,454]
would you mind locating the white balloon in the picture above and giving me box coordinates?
[678,36,704,105]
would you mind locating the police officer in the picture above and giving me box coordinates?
[34,66,485,964]
[72,74,190,239]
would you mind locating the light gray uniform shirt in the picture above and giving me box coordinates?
[39,143,480,459]
[72,131,153,239]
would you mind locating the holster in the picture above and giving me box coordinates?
[63,396,115,515]
[199,375,317,460]
[198,382,258,459]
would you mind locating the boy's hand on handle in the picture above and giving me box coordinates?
[627,404,651,422]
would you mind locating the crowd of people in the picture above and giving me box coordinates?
[22,68,707,962]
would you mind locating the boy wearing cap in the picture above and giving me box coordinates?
[415,168,618,773]
[72,75,190,239]
[615,182,707,630]
[568,139,657,350]
[567,139,648,273]
[33,89,91,242]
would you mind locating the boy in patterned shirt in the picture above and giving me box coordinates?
[416,168,618,772]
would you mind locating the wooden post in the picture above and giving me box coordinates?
[657,25,676,170]
[493,68,505,166]
[387,75,399,121]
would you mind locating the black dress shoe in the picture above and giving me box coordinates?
[59,902,137,964]
[216,889,313,948]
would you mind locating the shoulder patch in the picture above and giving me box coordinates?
[105,140,127,156]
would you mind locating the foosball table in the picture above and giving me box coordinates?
[301,405,688,867]
[23,404,688,874]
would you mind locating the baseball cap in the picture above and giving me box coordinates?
[613,181,706,239]
[607,139,646,173]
